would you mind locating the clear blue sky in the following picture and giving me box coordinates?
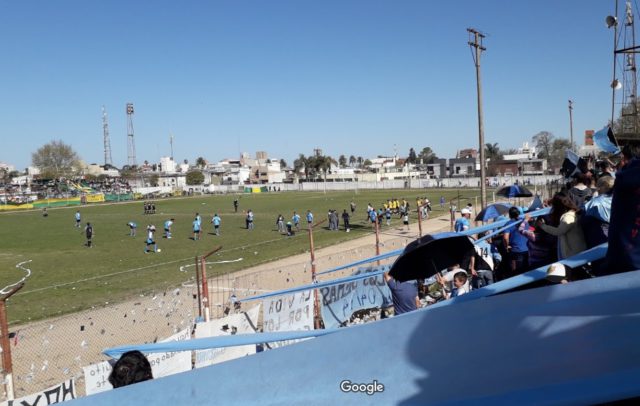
[0,0,619,170]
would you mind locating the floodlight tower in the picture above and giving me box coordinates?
[102,106,113,166]
[126,103,137,167]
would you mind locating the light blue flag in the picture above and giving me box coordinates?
[594,126,620,155]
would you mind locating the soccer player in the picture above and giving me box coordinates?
[246,210,254,230]
[145,225,158,253]
[85,222,93,248]
[306,210,314,226]
[192,217,201,240]
[127,221,137,237]
[292,211,301,231]
[211,213,221,236]
[164,218,174,239]
[75,210,81,228]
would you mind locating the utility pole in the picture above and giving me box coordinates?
[568,99,574,150]
[468,28,487,210]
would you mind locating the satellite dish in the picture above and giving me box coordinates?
[606,15,618,28]
[612,79,622,90]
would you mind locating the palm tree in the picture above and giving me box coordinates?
[293,154,309,179]
[349,155,356,167]
[338,155,347,168]
[485,143,502,161]
[195,157,207,169]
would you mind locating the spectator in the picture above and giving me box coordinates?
[448,272,469,298]
[503,207,529,277]
[383,272,420,315]
[605,145,640,274]
[519,216,557,269]
[581,176,614,248]
[596,159,616,179]
[108,350,153,388]
[469,234,495,288]
[567,173,593,209]
[539,192,586,260]
[454,208,471,232]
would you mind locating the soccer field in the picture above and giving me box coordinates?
[0,188,479,324]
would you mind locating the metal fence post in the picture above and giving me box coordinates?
[0,284,24,401]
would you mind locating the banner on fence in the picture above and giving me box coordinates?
[262,291,314,349]
[1,378,76,405]
[194,304,260,369]
[319,268,393,329]
[84,328,192,396]
[84,193,105,203]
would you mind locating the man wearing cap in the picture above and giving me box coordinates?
[454,208,471,232]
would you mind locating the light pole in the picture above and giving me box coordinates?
[568,100,574,150]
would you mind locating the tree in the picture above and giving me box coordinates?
[120,167,139,181]
[279,159,287,169]
[363,159,372,167]
[349,155,356,167]
[357,156,364,167]
[31,140,81,178]
[417,147,437,164]
[532,131,554,159]
[338,154,347,168]
[407,148,417,164]
[196,157,207,169]
[183,158,189,165]
[148,173,159,187]
[293,154,309,179]
[186,170,204,185]
[549,138,572,171]
[485,143,503,161]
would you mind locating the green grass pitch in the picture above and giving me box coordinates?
[0,189,478,324]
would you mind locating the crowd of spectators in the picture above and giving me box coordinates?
[387,145,640,311]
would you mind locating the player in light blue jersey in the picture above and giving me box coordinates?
[212,214,221,236]
[164,218,174,239]
[192,217,201,240]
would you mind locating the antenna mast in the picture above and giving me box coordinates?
[611,0,640,144]
[126,103,137,167]
[102,106,113,166]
